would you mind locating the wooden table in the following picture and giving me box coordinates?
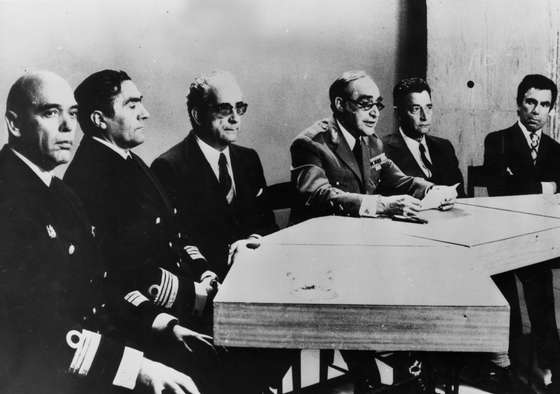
[214,195,560,352]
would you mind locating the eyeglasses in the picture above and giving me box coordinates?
[408,104,433,115]
[347,98,385,112]
[208,102,248,118]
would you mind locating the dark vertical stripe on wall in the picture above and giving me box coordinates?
[396,0,427,80]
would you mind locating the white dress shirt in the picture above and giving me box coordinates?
[399,128,432,178]
[195,135,237,195]
[517,120,556,194]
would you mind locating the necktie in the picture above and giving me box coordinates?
[419,143,433,179]
[353,137,364,177]
[530,132,540,165]
[219,153,234,204]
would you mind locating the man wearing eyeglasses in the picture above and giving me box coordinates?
[291,70,456,224]
[382,77,465,197]
[290,70,457,393]
[151,70,278,281]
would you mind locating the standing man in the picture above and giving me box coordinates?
[383,77,465,197]
[290,70,456,393]
[484,74,560,391]
[151,70,277,281]
[0,70,199,394]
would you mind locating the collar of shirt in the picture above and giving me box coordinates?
[336,119,358,151]
[11,148,54,186]
[195,135,236,190]
[517,120,542,148]
[399,128,432,174]
[92,136,131,160]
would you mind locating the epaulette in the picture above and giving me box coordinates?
[300,118,331,139]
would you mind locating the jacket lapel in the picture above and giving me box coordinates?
[511,124,535,167]
[327,119,363,184]
[184,133,232,208]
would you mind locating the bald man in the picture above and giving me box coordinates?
[0,71,199,394]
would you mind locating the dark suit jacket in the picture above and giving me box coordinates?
[290,117,432,222]
[382,131,465,197]
[484,123,560,196]
[65,137,210,340]
[151,131,278,280]
[0,146,126,393]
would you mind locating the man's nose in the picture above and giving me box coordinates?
[228,111,241,123]
[59,112,75,132]
[139,104,150,120]
[368,106,379,117]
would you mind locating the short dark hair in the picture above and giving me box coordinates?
[328,70,370,113]
[74,69,131,135]
[517,74,557,108]
[186,70,237,127]
[393,77,431,109]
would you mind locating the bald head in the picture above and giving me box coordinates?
[5,71,77,170]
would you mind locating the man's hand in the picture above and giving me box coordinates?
[171,323,214,352]
[227,235,262,266]
[376,195,422,217]
[136,357,200,394]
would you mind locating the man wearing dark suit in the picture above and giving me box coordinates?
[383,77,465,197]
[151,70,277,281]
[484,74,560,391]
[0,70,199,394]
[290,70,457,393]
[65,69,289,394]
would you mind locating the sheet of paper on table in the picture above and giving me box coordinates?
[420,183,460,210]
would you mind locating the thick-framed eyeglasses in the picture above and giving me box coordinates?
[346,98,385,112]
[209,102,248,118]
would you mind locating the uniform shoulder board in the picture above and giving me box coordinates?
[300,119,331,140]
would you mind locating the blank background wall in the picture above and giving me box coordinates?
[0,0,425,181]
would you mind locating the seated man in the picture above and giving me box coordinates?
[383,77,465,197]
[152,70,277,280]
[0,70,198,394]
[290,70,456,393]
[484,74,560,391]
[65,69,290,394]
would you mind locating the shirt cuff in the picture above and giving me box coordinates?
[541,182,557,194]
[200,270,217,281]
[112,347,144,390]
[152,312,178,333]
[359,195,380,217]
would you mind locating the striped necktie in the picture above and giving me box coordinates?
[419,143,433,178]
[530,132,540,165]
[219,153,234,204]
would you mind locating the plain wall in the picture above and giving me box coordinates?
[0,0,424,181]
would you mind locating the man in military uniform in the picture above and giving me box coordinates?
[65,69,290,393]
[290,70,457,393]
[0,70,200,394]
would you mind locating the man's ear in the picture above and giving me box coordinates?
[191,107,202,127]
[90,110,107,130]
[334,97,345,113]
[5,110,22,138]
